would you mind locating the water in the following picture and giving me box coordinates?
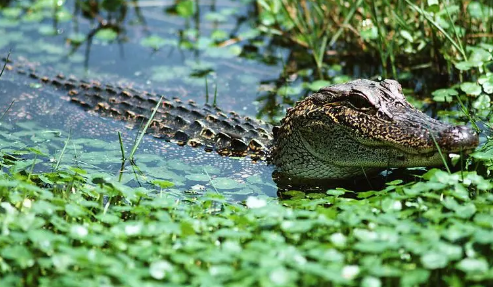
[0,0,286,200]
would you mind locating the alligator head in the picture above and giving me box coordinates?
[271,79,479,180]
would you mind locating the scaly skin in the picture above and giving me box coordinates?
[271,79,479,179]
[2,60,273,160]
[1,59,479,180]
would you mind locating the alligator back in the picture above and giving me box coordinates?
[1,59,273,160]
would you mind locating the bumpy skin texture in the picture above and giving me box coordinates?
[1,59,479,180]
[2,60,273,160]
[271,79,479,180]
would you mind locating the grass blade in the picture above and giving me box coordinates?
[329,0,363,46]
[455,95,480,133]
[405,0,467,60]
[443,1,465,59]
[205,77,209,104]
[213,82,218,107]
[55,131,71,171]
[0,49,11,78]
[0,100,15,122]
[429,131,451,174]
[118,131,126,160]
[128,96,164,160]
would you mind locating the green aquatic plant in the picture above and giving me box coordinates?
[1,145,493,285]
[257,0,493,79]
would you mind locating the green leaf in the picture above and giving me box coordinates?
[94,28,118,41]
[52,254,74,272]
[102,0,125,12]
[1,246,34,268]
[140,35,167,50]
[400,30,414,42]
[362,276,382,287]
[65,203,87,218]
[479,76,493,94]
[308,80,331,91]
[454,61,478,71]
[472,94,490,111]
[421,252,448,269]
[69,225,89,239]
[150,260,174,280]
[426,0,439,12]
[469,47,492,62]
[400,269,430,287]
[26,147,48,156]
[281,220,314,233]
[185,174,210,182]
[432,88,458,102]
[2,7,22,18]
[211,29,228,40]
[454,203,477,219]
[464,172,493,190]
[38,25,57,36]
[151,180,175,189]
[205,12,227,22]
[278,84,303,97]
[479,43,493,52]
[468,2,485,19]
[176,0,195,18]
[457,258,489,274]
[326,189,346,196]
[180,221,196,237]
[68,33,86,44]
[460,82,482,96]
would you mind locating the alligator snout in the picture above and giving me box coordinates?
[436,125,479,152]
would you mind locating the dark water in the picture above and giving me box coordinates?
[0,0,288,200]
[1,0,287,109]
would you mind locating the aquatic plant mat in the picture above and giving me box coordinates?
[1,146,493,286]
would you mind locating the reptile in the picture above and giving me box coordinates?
[1,59,479,180]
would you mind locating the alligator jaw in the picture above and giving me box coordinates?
[388,124,479,168]
[353,122,479,166]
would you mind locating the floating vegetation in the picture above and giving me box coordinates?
[0,0,492,285]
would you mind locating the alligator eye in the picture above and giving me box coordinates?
[347,95,373,110]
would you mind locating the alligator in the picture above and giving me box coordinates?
[1,59,479,180]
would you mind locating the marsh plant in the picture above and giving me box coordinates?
[257,0,493,79]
